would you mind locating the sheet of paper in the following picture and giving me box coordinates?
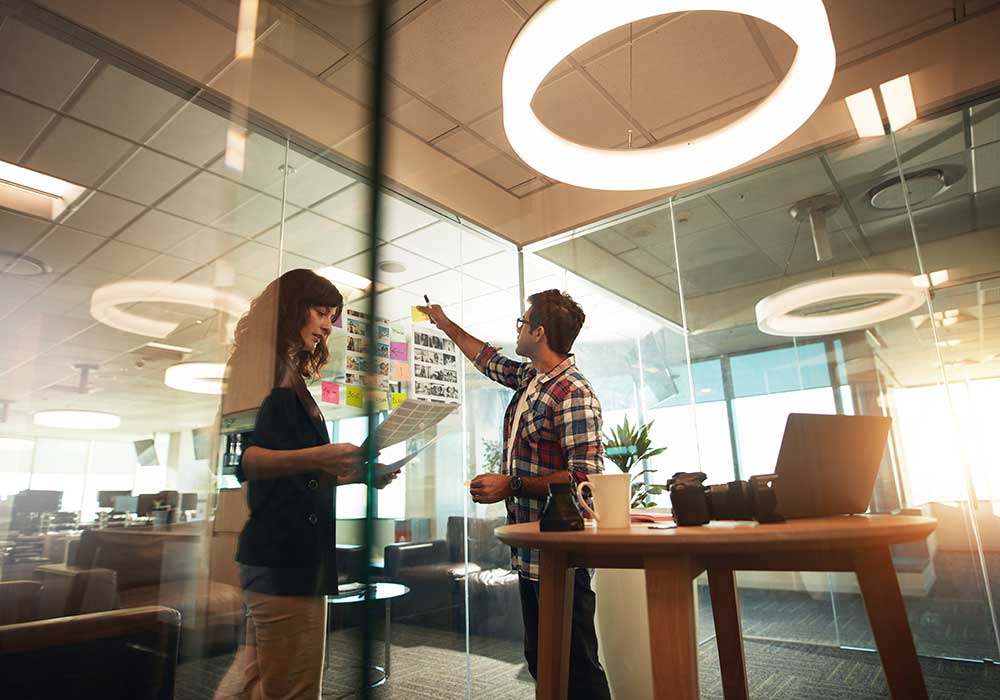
[375,435,440,477]
[411,306,430,322]
[320,381,340,404]
[367,398,457,450]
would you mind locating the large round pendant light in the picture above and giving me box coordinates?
[502,0,836,191]
[755,272,926,337]
[33,409,121,430]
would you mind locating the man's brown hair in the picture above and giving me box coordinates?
[526,289,586,355]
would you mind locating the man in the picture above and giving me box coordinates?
[417,290,612,700]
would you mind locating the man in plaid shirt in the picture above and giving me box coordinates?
[417,290,612,700]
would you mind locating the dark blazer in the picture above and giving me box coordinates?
[235,373,338,595]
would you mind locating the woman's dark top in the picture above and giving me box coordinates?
[235,369,338,596]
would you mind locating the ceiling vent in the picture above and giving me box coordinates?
[0,251,51,277]
[868,166,964,210]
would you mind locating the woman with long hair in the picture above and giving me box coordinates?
[217,268,396,700]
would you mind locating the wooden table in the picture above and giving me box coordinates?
[495,515,936,700]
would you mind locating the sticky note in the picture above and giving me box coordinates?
[411,306,429,322]
[373,393,390,412]
[320,381,340,404]
[390,341,408,361]
[345,385,364,408]
[392,362,410,381]
[391,392,407,409]
[333,315,342,328]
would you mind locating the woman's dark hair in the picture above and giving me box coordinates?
[231,269,343,380]
[526,289,585,355]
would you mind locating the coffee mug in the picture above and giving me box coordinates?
[575,473,631,529]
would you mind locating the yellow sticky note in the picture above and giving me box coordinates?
[411,306,429,322]
[391,392,407,409]
[344,385,364,408]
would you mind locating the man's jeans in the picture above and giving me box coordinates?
[518,568,612,700]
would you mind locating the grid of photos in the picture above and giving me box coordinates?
[412,327,460,403]
[344,308,390,391]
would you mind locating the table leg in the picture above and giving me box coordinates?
[852,546,928,700]
[708,567,748,700]
[535,550,573,700]
[644,555,699,700]
[385,599,391,679]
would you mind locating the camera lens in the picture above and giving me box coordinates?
[706,481,754,521]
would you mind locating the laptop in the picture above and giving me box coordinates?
[772,413,892,519]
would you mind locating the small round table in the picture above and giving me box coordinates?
[325,582,409,696]
[496,514,936,700]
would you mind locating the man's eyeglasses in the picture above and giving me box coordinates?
[516,317,529,331]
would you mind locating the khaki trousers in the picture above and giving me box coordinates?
[215,591,327,700]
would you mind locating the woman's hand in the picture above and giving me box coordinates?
[374,467,401,490]
[313,443,363,478]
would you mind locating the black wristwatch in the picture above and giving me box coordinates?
[509,476,524,497]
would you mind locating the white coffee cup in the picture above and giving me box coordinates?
[575,473,631,529]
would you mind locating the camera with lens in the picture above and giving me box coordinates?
[666,472,785,526]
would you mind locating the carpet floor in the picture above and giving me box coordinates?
[176,622,1000,699]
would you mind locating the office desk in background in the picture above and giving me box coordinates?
[496,515,937,700]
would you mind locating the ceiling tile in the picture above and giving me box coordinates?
[118,210,204,253]
[975,140,1000,192]
[101,148,196,205]
[393,220,502,268]
[389,94,456,141]
[620,248,673,278]
[261,155,356,207]
[510,179,551,197]
[169,228,245,263]
[533,71,634,148]
[324,57,372,104]
[373,287,423,322]
[0,18,97,110]
[681,250,780,296]
[0,209,52,252]
[217,240,283,281]
[826,0,953,64]
[85,240,159,275]
[386,0,521,123]
[713,157,833,220]
[69,65,181,141]
[61,192,144,237]
[336,242,444,287]
[311,182,370,231]
[400,269,498,305]
[381,193,438,240]
[271,211,371,262]
[212,193,295,237]
[131,254,201,282]
[675,224,756,270]
[434,129,534,189]
[26,226,105,274]
[260,15,347,75]
[26,117,133,188]
[467,110,521,161]
[207,133,310,193]
[147,101,230,167]
[971,97,1000,148]
[460,251,519,289]
[0,92,54,164]
[585,227,636,255]
[158,170,258,225]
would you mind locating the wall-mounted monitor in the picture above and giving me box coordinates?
[192,427,212,461]
[181,492,198,510]
[114,495,138,513]
[133,438,158,466]
[97,490,132,508]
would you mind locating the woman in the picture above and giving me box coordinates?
[217,268,396,700]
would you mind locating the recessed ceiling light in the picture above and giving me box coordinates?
[502,1,836,190]
[235,0,259,59]
[844,88,884,138]
[90,280,249,339]
[164,362,226,395]
[315,266,372,300]
[378,260,407,274]
[755,272,926,336]
[33,409,121,430]
[0,251,52,277]
[936,339,961,348]
[879,74,918,132]
[0,159,85,220]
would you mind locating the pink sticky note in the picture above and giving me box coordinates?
[390,341,408,361]
[321,381,340,404]
[333,315,343,328]
[392,362,410,381]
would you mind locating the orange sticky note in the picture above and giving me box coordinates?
[392,362,410,381]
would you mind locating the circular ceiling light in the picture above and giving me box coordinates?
[755,272,926,337]
[0,251,51,276]
[164,362,226,395]
[868,167,964,210]
[90,281,249,339]
[33,409,121,430]
[378,260,407,274]
[502,1,836,191]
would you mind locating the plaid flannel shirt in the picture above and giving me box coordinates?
[474,343,604,581]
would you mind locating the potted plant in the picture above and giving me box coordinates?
[603,417,667,509]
